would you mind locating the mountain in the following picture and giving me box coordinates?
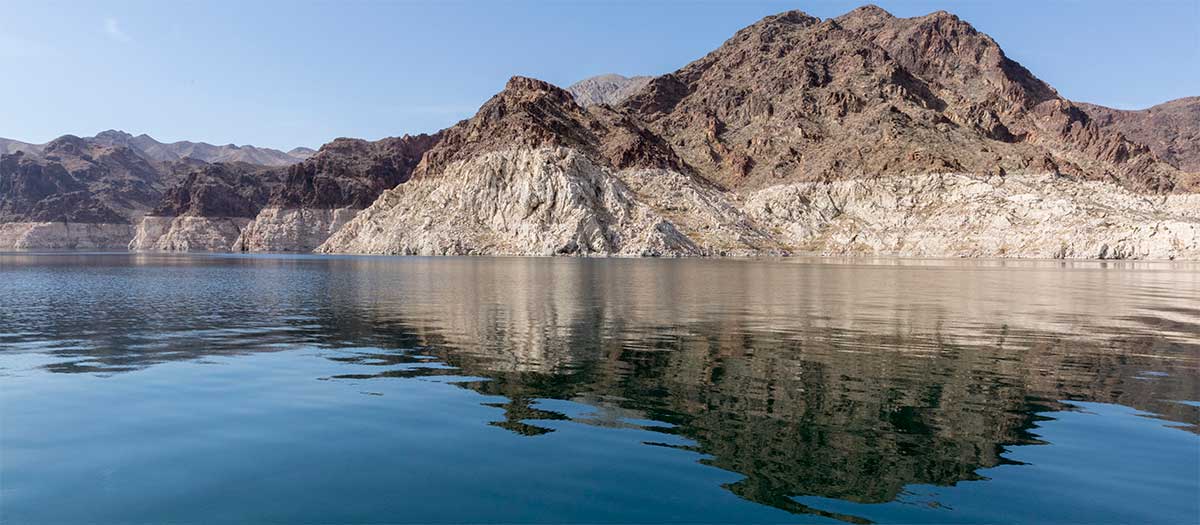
[320,77,747,256]
[1,131,438,251]
[0,136,176,224]
[131,134,442,253]
[1077,97,1200,173]
[0,130,311,167]
[0,136,192,249]
[618,6,1186,193]
[321,6,1200,259]
[91,130,309,166]
[567,74,652,107]
[5,6,1200,258]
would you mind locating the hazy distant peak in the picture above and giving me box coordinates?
[566,74,653,107]
[0,130,312,167]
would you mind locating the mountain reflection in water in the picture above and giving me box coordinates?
[1,253,1197,523]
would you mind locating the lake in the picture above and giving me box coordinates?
[1,253,1197,524]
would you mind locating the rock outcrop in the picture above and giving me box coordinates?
[0,222,134,250]
[233,207,359,253]
[745,172,1200,259]
[128,216,253,252]
[320,148,779,256]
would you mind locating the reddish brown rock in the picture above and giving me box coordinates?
[272,134,440,209]
[1078,97,1200,173]
[414,76,682,179]
[617,5,1188,193]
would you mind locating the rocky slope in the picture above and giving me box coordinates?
[1078,97,1200,173]
[567,74,652,107]
[619,6,1188,193]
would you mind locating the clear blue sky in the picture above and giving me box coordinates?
[2,0,1196,150]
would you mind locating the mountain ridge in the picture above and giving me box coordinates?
[0,130,311,167]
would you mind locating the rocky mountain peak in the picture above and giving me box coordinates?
[837,4,896,25]
[503,76,578,104]
[747,9,821,31]
[95,129,135,142]
[415,75,682,179]
[612,6,1186,192]
[44,135,90,155]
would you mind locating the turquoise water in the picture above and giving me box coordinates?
[1,253,1198,524]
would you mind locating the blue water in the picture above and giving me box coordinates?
[1,253,1198,523]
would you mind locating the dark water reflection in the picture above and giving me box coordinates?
[1,253,1198,523]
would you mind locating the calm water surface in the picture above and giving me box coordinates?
[1,253,1198,524]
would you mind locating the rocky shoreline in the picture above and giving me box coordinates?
[5,150,1197,260]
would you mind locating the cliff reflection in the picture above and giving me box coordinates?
[315,257,1200,516]
[3,254,1197,519]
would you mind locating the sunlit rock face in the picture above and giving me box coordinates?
[233,207,360,253]
[744,173,1200,259]
[129,216,251,252]
[0,222,133,250]
[318,147,778,256]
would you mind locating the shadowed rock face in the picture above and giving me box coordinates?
[0,138,178,223]
[617,6,1189,193]
[1078,97,1200,173]
[151,162,283,218]
[271,134,441,209]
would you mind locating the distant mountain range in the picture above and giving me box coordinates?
[3,5,1198,259]
[0,130,312,167]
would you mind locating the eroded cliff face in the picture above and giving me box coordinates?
[233,207,359,253]
[745,173,1200,259]
[317,146,1200,259]
[0,222,134,250]
[129,216,252,252]
[320,148,718,256]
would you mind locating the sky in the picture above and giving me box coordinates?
[1,0,1197,151]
